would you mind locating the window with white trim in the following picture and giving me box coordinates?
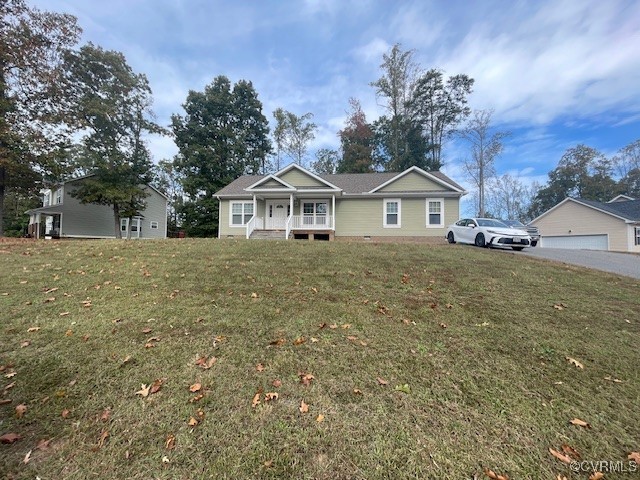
[426,199,444,227]
[302,201,327,225]
[383,199,401,228]
[43,191,51,207]
[635,227,640,246]
[54,188,63,205]
[150,221,159,230]
[230,201,254,226]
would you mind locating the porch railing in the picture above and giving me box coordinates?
[285,215,293,240]
[246,216,263,239]
[289,215,334,230]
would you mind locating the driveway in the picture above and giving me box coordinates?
[519,247,640,280]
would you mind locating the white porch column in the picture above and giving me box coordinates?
[289,194,293,216]
[332,194,336,231]
[253,194,257,221]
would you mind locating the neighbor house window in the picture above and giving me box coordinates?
[150,221,159,230]
[230,201,253,226]
[636,227,640,246]
[54,188,62,205]
[43,191,51,207]
[426,199,444,227]
[384,199,401,228]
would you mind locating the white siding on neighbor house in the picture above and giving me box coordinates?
[532,200,630,251]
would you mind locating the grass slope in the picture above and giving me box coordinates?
[0,239,638,479]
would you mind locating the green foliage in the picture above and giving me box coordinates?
[529,145,619,218]
[172,76,271,237]
[409,69,474,170]
[62,43,160,238]
[0,0,80,236]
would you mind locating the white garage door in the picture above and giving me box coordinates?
[540,234,608,250]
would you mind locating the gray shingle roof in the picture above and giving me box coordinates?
[577,198,640,221]
[215,170,464,196]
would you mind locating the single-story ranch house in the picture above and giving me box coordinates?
[27,175,168,240]
[530,195,640,252]
[215,164,466,241]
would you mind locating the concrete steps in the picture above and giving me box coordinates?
[250,230,287,240]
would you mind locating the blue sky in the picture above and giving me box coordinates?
[32,0,640,195]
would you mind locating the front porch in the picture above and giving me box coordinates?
[245,195,336,240]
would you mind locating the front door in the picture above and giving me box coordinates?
[266,200,289,230]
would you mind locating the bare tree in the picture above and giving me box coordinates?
[272,109,316,168]
[486,174,539,222]
[459,110,509,216]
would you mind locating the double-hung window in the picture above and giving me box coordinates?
[302,201,328,226]
[55,188,63,205]
[230,201,253,226]
[635,227,640,246]
[384,199,401,228]
[426,199,444,227]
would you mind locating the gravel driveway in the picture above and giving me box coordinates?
[519,247,640,280]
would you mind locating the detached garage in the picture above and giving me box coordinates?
[530,196,640,253]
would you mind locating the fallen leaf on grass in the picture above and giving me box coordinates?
[264,392,278,402]
[100,408,111,422]
[61,409,70,418]
[293,337,306,345]
[346,335,357,342]
[0,399,11,405]
[0,433,21,443]
[269,338,286,347]
[27,327,41,332]
[604,376,623,383]
[149,379,163,394]
[549,447,573,464]
[135,384,151,397]
[5,372,17,378]
[23,450,32,464]
[189,393,204,403]
[36,439,51,450]
[566,357,584,369]
[189,383,202,393]
[165,434,175,450]
[252,392,261,408]
[162,455,170,464]
[439,323,447,329]
[15,404,27,418]
[589,473,604,480]
[569,418,591,429]
[561,444,580,459]
[188,417,199,426]
[255,363,265,372]
[20,341,30,348]
[251,292,258,299]
[4,381,15,392]
[553,303,567,310]
[264,460,273,468]
[65,329,73,336]
[299,400,309,413]
[328,323,338,329]
[272,379,282,388]
[44,287,58,294]
[484,467,510,480]
[59,312,70,317]
[141,328,152,334]
[299,373,315,386]
[316,414,324,422]
[401,273,410,284]
[195,356,216,369]
[628,452,640,463]
[376,377,389,386]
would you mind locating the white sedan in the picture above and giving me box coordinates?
[446,218,532,251]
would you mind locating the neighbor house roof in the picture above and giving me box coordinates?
[532,197,640,224]
[215,168,465,197]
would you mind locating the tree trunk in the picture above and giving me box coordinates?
[113,203,122,239]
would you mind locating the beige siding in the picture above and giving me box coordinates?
[218,199,249,238]
[628,224,640,253]
[378,171,444,192]
[60,183,167,238]
[532,200,629,251]
[279,169,326,187]
[260,179,285,188]
[335,197,459,237]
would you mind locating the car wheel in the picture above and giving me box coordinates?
[531,241,537,247]
[512,247,524,251]
[447,231,455,244]
[474,233,486,247]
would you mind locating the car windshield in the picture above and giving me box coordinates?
[503,220,524,227]
[477,219,508,227]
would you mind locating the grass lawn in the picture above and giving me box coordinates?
[0,238,638,479]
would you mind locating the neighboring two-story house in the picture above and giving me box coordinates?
[27,175,168,239]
